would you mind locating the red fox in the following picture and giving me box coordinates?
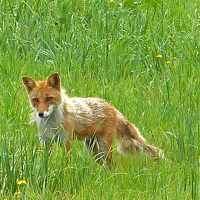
[22,73,163,166]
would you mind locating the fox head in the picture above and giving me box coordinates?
[22,73,62,119]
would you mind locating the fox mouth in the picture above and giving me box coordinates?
[37,111,50,118]
[37,105,54,119]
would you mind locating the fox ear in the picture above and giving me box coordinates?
[21,76,36,93]
[47,73,60,90]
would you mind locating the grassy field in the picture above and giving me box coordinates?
[0,0,200,199]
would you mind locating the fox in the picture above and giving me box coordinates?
[22,73,163,166]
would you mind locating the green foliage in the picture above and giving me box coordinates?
[0,0,200,199]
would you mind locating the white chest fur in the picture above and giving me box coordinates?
[31,106,67,144]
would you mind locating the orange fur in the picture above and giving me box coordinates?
[22,73,163,166]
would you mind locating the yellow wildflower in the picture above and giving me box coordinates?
[14,191,21,197]
[17,179,27,185]
[109,0,115,2]
[156,54,163,58]
[165,61,171,64]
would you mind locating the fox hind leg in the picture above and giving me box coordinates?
[85,135,113,167]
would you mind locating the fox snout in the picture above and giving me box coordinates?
[38,112,45,118]
[36,105,54,118]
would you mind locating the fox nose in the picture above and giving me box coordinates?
[38,112,44,118]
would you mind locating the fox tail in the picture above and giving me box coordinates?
[117,114,164,158]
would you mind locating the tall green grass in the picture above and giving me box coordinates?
[0,0,200,199]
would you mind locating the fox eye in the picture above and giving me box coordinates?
[46,96,53,101]
[32,98,39,103]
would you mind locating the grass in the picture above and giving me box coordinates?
[0,0,200,199]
